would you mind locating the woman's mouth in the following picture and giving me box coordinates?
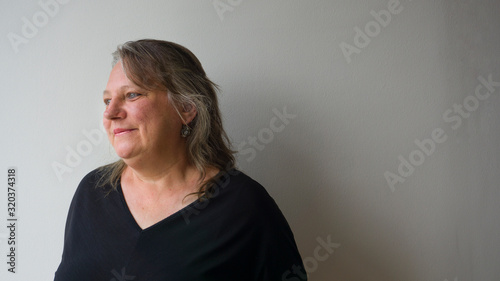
[114,128,136,136]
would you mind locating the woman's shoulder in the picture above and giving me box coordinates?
[215,169,273,203]
[80,167,104,184]
[209,169,300,262]
[211,169,285,222]
[72,167,113,201]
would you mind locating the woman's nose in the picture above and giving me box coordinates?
[103,99,125,119]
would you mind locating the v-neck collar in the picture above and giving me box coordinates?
[115,180,207,233]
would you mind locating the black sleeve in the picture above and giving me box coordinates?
[54,169,138,281]
[224,172,307,280]
[55,170,98,280]
[253,195,307,281]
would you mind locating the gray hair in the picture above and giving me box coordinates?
[98,39,235,198]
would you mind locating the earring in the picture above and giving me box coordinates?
[180,124,192,138]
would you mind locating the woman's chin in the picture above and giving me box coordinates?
[113,147,137,160]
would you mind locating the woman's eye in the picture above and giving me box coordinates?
[127,92,141,99]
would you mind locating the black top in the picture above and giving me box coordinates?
[54,168,305,280]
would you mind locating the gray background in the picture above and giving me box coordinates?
[1,0,499,280]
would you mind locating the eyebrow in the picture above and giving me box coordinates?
[103,85,133,96]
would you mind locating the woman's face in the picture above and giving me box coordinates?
[102,61,184,162]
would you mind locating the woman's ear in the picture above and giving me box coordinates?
[181,102,197,124]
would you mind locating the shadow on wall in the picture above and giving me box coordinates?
[440,1,500,280]
[279,110,421,281]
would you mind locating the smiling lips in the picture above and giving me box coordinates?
[113,128,136,136]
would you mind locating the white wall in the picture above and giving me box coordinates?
[1,0,499,280]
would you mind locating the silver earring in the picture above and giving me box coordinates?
[180,124,192,138]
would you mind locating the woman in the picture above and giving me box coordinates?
[55,39,306,280]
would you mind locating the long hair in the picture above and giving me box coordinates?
[98,39,235,198]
